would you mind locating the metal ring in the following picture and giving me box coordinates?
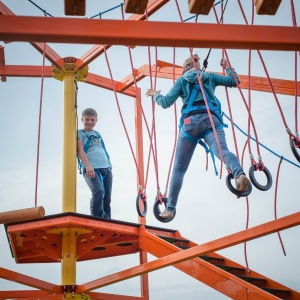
[249,165,272,191]
[290,137,300,163]
[136,194,147,217]
[153,197,176,223]
[225,173,252,197]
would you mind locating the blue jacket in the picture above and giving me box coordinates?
[154,68,240,109]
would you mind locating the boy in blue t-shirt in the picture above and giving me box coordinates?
[77,108,112,218]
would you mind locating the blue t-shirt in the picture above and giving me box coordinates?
[77,130,111,169]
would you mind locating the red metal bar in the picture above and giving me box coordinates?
[1,15,299,51]
[0,267,61,293]
[0,2,62,68]
[140,229,300,300]
[75,211,300,292]
[78,0,170,69]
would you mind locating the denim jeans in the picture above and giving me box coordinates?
[83,168,112,218]
[167,113,244,212]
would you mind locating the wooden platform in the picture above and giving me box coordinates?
[5,212,178,263]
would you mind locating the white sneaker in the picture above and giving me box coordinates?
[159,209,174,219]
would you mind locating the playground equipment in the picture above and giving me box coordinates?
[0,0,300,299]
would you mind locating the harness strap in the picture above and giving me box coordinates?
[77,130,110,174]
[179,82,227,176]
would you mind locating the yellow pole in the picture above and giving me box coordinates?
[52,57,88,292]
[61,65,77,286]
[62,71,77,213]
[61,229,77,286]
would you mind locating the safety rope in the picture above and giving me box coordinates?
[34,15,47,207]
[102,45,142,186]
[27,0,53,17]
[274,156,287,256]
[119,6,161,194]
[174,0,226,168]
[290,0,299,136]
[223,113,300,169]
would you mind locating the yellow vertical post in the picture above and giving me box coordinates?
[61,228,77,287]
[62,71,77,213]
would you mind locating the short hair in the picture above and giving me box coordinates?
[182,54,201,74]
[82,108,97,118]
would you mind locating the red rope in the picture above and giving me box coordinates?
[175,0,226,167]
[237,0,292,136]
[34,42,46,207]
[274,156,287,256]
[290,0,299,135]
[164,47,178,195]
[102,46,142,186]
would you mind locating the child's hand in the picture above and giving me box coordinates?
[86,166,95,178]
[146,89,160,97]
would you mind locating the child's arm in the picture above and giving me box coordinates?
[77,139,96,178]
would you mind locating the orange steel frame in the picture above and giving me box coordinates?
[0,1,300,299]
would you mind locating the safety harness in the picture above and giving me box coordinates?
[179,82,228,175]
[77,130,110,176]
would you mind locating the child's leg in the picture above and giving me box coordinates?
[83,170,105,217]
[102,169,113,219]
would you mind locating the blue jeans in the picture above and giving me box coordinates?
[83,168,112,218]
[167,113,244,212]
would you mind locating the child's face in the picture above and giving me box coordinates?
[82,114,97,131]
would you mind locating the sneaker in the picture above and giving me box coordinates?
[159,209,174,219]
[235,174,249,192]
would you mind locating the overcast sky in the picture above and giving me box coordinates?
[0,0,299,299]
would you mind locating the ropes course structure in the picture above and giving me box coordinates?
[0,0,300,299]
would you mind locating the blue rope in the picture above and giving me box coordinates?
[90,4,123,19]
[223,113,300,169]
[27,0,53,17]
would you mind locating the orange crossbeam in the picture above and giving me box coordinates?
[78,0,169,69]
[121,64,300,96]
[0,2,62,68]
[76,211,300,292]
[1,15,300,51]
[0,267,61,293]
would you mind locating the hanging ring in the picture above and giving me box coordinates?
[226,173,252,197]
[290,137,300,163]
[249,163,272,191]
[153,196,176,223]
[136,193,147,217]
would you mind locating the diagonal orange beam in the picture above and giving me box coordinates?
[0,1,62,68]
[0,267,62,293]
[78,0,170,69]
[75,211,300,293]
[121,64,300,96]
[1,15,300,51]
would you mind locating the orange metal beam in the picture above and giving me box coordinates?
[0,267,61,293]
[78,0,170,69]
[88,292,144,300]
[0,290,54,298]
[75,211,300,292]
[121,64,300,96]
[1,15,300,51]
[139,229,300,300]
[0,2,63,68]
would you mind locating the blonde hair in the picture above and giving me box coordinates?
[182,54,201,74]
[82,108,97,118]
